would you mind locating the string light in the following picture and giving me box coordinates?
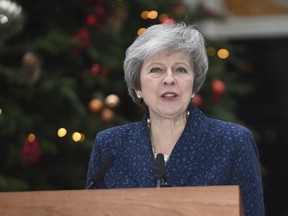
[27,133,36,142]
[140,10,158,20]
[137,27,146,36]
[57,128,67,137]
[217,48,229,59]
[80,133,85,142]
[147,10,158,19]
[140,11,149,19]
[72,132,83,142]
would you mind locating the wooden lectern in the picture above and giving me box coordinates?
[0,185,244,216]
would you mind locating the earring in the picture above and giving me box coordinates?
[191,93,195,99]
[186,110,190,119]
[137,94,142,99]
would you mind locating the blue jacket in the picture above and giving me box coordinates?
[87,105,265,216]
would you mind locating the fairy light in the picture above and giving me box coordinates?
[72,132,81,142]
[137,27,146,35]
[140,11,149,19]
[147,10,158,19]
[140,10,158,20]
[57,128,67,137]
[27,133,36,142]
[72,132,85,142]
[80,133,85,142]
[217,48,229,59]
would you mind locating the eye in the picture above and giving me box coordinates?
[150,67,161,73]
[176,67,187,73]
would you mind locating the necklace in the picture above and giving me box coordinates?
[146,109,190,128]
[152,149,170,164]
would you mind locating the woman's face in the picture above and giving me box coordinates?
[136,51,194,120]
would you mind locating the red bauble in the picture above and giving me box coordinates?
[91,64,101,74]
[88,64,108,78]
[212,79,226,95]
[72,28,91,54]
[21,137,42,164]
[192,94,203,107]
[86,15,99,27]
[94,5,106,21]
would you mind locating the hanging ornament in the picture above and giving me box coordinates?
[21,136,42,164]
[86,14,99,27]
[101,108,114,122]
[104,94,120,108]
[72,28,91,54]
[211,78,226,103]
[94,4,106,22]
[21,52,41,87]
[89,98,103,113]
[0,0,25,43]
[99,67,108,78]
[85,4,106,27]
[90,63,101,74]
[212,78,226,95]
[192,94,203,107]
[84,63,108,78]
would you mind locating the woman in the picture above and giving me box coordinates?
[86,22,265,216]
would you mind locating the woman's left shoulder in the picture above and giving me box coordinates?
[208,118,253,139]
[207,118,259,157]
[209,118,250,133]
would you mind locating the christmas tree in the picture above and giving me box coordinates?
[0,0,253,191]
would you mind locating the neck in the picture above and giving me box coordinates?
[147,111,189,156]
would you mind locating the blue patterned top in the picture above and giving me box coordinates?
[87,104,265,216]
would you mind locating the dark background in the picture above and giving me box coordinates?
[234,37,288,216]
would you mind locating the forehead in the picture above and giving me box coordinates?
[144,51,190,64]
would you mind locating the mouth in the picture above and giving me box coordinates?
[161,93,178,98]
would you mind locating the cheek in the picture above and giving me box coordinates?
[141,77,157,90]
[182,78,194,91]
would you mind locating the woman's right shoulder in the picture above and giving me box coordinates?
[96,121,141,139]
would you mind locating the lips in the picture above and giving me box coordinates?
[161,92,178,98]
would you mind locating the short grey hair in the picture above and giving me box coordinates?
[124,22,208,105]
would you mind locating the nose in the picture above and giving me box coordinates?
[163,72,175,85]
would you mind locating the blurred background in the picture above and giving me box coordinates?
[0,0,287,215]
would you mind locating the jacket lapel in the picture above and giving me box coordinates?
[123,119,157,187]
[166,105,210,186]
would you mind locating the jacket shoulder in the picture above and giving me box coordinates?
[96,121,141,140]
[208,118,252,136]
